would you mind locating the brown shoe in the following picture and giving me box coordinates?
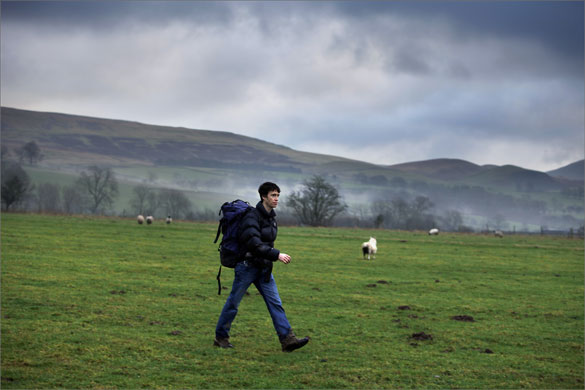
[213,337,234,348]
[280,331,310,352]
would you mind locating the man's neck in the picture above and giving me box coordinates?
[262,201,273,213]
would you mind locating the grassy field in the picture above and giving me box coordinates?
[1,213,583,389]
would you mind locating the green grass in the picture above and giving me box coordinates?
[1,213,583,389]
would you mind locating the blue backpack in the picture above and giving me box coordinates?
[214,199,253,294]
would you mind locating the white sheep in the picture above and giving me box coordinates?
[428,228,439,235]
[137,215,145,224]
[166,215,172,224]
[494,230,504,238]
[146,216,154,225]
[361,237,377,260]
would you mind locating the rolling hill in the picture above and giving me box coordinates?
[0,106,357,173]
[466,165,565,192]
[386,158,575,192]
[2,106,577,187]
[1,106,583,230]
[547,160,584,181]
[387,158,488,181]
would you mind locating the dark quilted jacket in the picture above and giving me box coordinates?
[239,201,280,268]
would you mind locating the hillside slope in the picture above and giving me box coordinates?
[547,160,584,181]
[0,107,358,173]
[3,107,577,188]
[388,158,488,180]
[1,106,582,230]
[467,165,564,192]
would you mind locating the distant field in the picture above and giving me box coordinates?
[1,213,583,389]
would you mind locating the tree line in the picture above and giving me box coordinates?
[2,142,582,233]
[1,163,196,219]
[0,159,498,232]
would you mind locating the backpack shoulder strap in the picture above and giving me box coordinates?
[213,201,231,243]
[214,220,223,243]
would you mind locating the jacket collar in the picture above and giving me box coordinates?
[256,201,276,218]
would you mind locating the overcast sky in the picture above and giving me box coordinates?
[1,1,583,171]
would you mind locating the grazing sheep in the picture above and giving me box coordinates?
[137,215,145,224]
[146,216,154,225]
[428,228,439,235]
[361,237,377,260]
[494,230,504,238]
[166,215,172,224]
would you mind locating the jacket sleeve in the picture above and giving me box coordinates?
[239,210,280,261]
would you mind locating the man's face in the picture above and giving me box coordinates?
[263,190,280,210]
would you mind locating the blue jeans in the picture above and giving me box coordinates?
[215,261,292,340]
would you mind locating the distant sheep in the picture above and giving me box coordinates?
[494,230,504,238]
[166,215,172,224]
[361,237,377,260]
[137,215,145,225]
[428,228,439,235]
[146,216,154,225]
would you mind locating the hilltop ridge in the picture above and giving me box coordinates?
[388,158,488,181]
[2,106,579,182]
[547,160,584,181]
[0,106,357,172]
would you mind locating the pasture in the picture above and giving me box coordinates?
[1,213,583,389]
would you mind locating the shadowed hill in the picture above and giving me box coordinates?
[0,107,358,173]
[1,106,579,195]
[547,160,584,182]
[387,158,489,181]
[467,165,564,192]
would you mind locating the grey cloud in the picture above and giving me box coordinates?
[331,1,583,59]
[389,46,432,76]
[1,1,235,30]
[327,1,583,80]
[1,1,582,171]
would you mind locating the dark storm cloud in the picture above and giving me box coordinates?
[329,1,584,78]
[332,1,583,58]
[1,1,235,28]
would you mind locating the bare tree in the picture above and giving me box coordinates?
[1,163,34,211]
[287,175,347,226]
[372,196,436,230]
[37,182,61,213]
[62,185,87,214]
[18,141,43,165]
[411,196,434,215]
[129,184,154,215]
[158,189,192,219]
[439,210,464,232]
[389,198,410,228]
[145,191,160,216]
[76,166,119,214]
[371,199,391,224]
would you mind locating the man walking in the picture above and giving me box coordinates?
[214,182,310,352]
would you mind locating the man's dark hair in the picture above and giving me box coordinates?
[258,182,280,200]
